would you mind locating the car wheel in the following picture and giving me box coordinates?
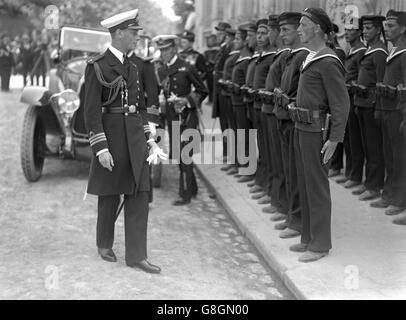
[151,162,162,188]
[20,105,46,182]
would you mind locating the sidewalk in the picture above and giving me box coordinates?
[195,102,406,300]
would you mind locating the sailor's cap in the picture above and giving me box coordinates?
[101,9,142,33]
[152,35,178,49]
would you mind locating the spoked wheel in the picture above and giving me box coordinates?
[20,105,46,182]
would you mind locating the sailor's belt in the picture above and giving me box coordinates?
[288,103,324,124]
[353,84,376,99]
[376,83,398,100]
[258,90,274,104]
[225,81,234,93]
[102,105,140,114]
[232,83,242,95]
[346,83,356,95]
[274,88,295,109]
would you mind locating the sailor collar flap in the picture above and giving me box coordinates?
[260,50,277,58]
[291,47,311,55]
[301,48,344,73]
[250,52,260,61]
[386,46,406,63]
[362,46,388,58]
[274,48,291,58]
[235,56,252,64]
[348,46,367,57]
[229,50,240,56]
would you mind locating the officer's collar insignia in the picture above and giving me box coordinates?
[178,66,187,72]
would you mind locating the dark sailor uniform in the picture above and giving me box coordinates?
[344,44,367,183]
[84,47,154,265]
[294,47,349,252]
[353,41,388,194]
[263,48,290,213]
[378,45,406,207]
[252,50,276,190]
[276,47,311,231]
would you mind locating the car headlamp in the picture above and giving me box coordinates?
[55,89,80,115]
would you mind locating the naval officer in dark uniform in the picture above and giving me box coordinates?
[179,31,208,80]
[154,35,208,206]
[84,9,165,274]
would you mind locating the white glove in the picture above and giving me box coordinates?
[146,147,168,165]
[148,122,158,137]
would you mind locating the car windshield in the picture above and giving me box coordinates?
[60,26,111,54]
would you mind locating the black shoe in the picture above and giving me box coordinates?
[98,248,117,263]
[172,198,191,206]
[129,260,161,274]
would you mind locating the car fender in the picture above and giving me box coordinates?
[20,86,52,107]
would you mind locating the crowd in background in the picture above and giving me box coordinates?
[0,29,55,91]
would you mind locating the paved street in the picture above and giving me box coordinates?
[0,79,293,300]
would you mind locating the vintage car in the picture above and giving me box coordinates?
[19,25,159,184]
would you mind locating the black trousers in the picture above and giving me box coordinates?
[178,141,198,201]
[0,67,11,91]
[398,114,406,207]
[263,113,285,210]
[253,108,267,188]
[234,104,251,168]
[218,94,236,160]
[223,96,237,163]
[97,192,149,265]
[206,72,214,103]
[295,129,332,252]
[382,110,404,206]
[279,120,301,230]
[356,106,385,192]
[347,98,365,182]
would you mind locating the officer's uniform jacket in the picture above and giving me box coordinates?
[221,50,240,96]
[276,47,310,120]
[179,48,208,79]
[296,47,350,142]
[262,48,290,114]
[379,44,406,111]
[212,42,232,118]
[253,49,277,110]
[231,51,252,106]
[130,54,160,123]
[158,56,208,130]
[84,49,153,196]
[354,41,388,109]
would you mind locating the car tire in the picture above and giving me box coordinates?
[151,162,162,188]
[21,105,46,182]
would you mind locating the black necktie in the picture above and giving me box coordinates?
[123,53,130,78]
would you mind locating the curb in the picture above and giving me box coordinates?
[195,164,306,300]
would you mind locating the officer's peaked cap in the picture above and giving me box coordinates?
[215,22,232,31]
[101,9,142,33]
[152,35,178,49]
